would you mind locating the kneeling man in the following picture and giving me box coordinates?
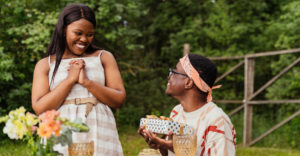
[138,54,236,156]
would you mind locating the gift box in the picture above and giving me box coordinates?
[140,115,195,135]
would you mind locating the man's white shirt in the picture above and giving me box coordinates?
[168,102,236,156]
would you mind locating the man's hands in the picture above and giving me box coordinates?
[138,125,160,149]
[137,125,174,154]
[67,59,89,86]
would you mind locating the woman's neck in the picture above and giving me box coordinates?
[63,49,85,59]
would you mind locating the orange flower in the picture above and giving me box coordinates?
[56,120,62,126]
[39,110,56,122]
[45,120,60,132]
[54,126,61,137]
[37,123,52,139]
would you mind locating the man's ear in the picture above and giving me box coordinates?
[185,79,194,89]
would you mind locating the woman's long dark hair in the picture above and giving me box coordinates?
[45,4,102,84]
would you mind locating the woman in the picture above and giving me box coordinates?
[31,4,125,156]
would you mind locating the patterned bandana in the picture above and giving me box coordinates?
[179,54,221,102]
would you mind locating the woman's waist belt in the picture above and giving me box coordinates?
[62,98,100,117]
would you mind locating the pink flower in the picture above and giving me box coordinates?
[55,111,60,118]
[39,110,56,122]
[30,126,37,134]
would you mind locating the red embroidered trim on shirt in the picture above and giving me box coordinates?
[232,127,236,146]
[200,146,205,156]
[171,110,178,118]
[200,126,225,156]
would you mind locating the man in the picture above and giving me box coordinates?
[138,54,236,156]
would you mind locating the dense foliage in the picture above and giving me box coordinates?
[1,0,300,148]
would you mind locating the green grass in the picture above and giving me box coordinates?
[236,146,300,156]
[1,130,300,156]
[0,140,30,156]
[119,130,148,155]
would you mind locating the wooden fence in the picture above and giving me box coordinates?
[183,44,300,147]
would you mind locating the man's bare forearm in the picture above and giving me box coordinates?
[159,146,168,156]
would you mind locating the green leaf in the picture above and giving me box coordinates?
[73,118,82,124]
[79,123,90,132]
[71,126,80,132]
[61,125,73,145]
[54,134,68,146]
[61,125,69,133]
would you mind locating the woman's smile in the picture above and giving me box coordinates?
[75,43,86,50]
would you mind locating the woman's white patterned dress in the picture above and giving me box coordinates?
[49,51,123,156]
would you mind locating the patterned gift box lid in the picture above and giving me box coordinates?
[140,118,194,135]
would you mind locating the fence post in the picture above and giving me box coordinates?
[243,57,255,146]
[184,43,190,56]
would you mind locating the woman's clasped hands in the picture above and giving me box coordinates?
[66,59,89,86]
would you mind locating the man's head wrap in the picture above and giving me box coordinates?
[179,54,221,102]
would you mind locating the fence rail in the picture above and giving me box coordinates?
[184,44,300,147]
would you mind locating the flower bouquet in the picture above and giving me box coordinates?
[0,106,90,156]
